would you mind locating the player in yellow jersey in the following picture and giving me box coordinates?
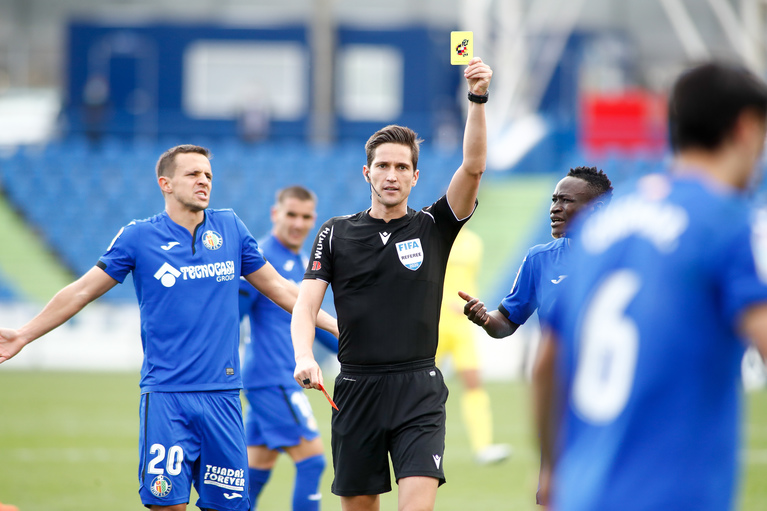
[437,227,511,464]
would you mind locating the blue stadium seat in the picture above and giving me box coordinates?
[4,138,676,302]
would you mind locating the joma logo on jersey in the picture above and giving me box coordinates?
[154,261,236,287]
[396,238,423,271]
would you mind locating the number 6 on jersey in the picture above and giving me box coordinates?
[572,270,641,424]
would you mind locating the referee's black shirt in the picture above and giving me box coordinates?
[304,195,474,365]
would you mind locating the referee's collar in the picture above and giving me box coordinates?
[364,207,415,224]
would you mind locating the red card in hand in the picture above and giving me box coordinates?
[318,383,339,410]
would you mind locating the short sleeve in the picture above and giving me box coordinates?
[424,195,477,241]
[235,213,266,276]
[97,221,138,283]
[498,249,539,326]
[304,219,334,282]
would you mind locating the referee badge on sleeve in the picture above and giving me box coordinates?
[396,238,423,271]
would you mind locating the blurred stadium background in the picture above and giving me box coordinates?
[1,0,767,508]
[1,0,767,379]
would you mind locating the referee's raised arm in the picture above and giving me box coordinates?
[446,57,493,220]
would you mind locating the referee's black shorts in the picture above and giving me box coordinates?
[330,358,448,497]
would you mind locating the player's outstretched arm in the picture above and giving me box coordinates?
[292,279,329,389]
[446,57,493,220]
[314,327,339,353]
[458,290,519,338]
[532,328,559,506]
[0,266,117,364]
[244,263,338,337]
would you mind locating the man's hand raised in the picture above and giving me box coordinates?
[464,57,493,95]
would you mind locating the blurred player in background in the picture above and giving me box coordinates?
[239,185,338,511]
[437,227,511,464]
[292,57,493,511]
[460,166,613,338]
[0,144,338,511]
[534,61,767,510]
[460,165,612,504]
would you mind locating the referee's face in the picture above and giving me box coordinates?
[365,143,419,208]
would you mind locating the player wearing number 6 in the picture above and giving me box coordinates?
[534,62,767,511]
[0,145,338,511]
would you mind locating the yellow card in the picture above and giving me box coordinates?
[451,31,473,65]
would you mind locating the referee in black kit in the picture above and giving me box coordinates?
[292,57,493,511]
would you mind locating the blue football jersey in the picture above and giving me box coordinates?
[240,234,337,389]
[98,209,266,392]
[499,236,569,326]
[547,174,767,511]
[240,234,309,389]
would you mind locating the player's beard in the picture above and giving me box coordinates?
[176,192,208,213]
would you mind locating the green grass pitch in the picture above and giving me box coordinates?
[1,371,766,510]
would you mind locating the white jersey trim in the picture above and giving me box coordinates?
[445,195,477,222]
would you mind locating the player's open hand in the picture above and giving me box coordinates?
[458,290,490,326]
[294,355,323,390]
[0,328,24,364]
[465,57,492,96]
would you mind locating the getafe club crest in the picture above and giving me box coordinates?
[150,475,172,498]
[202,230,223,250]
[396,238,423,271]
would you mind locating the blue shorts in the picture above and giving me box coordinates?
[138,391,249,511]
[244,385,320,450]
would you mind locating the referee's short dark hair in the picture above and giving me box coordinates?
[365,125,424,171]
[156,145,211,179]
[669,61,767,153]
[567,166,613,203]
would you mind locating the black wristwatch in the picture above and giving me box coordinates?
[468,90,489,104]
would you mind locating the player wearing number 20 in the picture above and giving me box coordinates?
[0,145,338,511]
[534,62,767,511]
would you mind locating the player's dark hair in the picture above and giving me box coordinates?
[156,145,211,179]
[365,125,424,171]
[275,185,317,205]
[567,166,613,203]
[669,61,767,152]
